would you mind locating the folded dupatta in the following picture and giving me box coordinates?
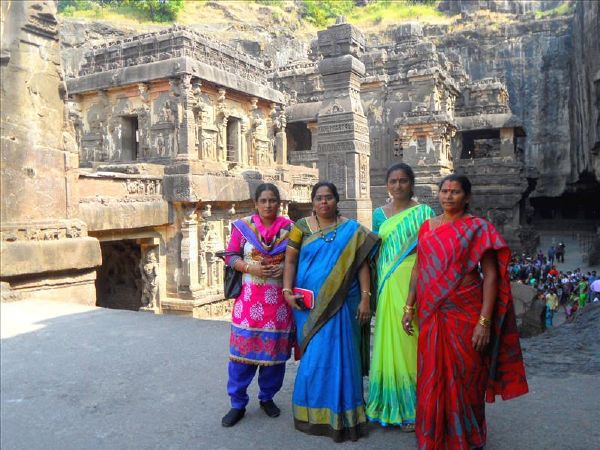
[231,214,292,256]
[376,204,435,297]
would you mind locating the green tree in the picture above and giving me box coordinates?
[123,0,185,22]
[302,0,355,27]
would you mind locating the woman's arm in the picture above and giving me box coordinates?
[402,255,419,335]
[225,227,271,278]
[282,246,302,310]
[472,249,498,351]
[357,261,371,324]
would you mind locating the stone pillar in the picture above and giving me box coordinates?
[172,75,197,160]
[274,107,287,165]
[0,0,101,303]
[179,204,200,295]
[316,19,372,227]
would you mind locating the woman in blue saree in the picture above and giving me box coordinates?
[282,182,379,442]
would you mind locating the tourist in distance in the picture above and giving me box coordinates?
[577,276,589,308]
[545,288,559,327]
[547,245,556,265]
[402,174,529,450]
[221,183,294,427]
[282,181,379,442]
[365,163,435,431]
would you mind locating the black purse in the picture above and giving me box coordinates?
[215,251,243,299]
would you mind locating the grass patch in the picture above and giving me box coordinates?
[535,1,574,19]
[347,0,446,27]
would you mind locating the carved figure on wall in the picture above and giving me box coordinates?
[160,100,174,123]
[140,248,159,308]
[216,116,228,161]
[359,153,369,198]
[198,247,208,287]
[157,134,166,157]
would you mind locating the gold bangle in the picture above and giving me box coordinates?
[361,290,371,296]
[478,315,491,328]
[244,263,251,273]
[403,305,415,314]
[282,288,293,295]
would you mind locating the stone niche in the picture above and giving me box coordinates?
[0,0,101,303]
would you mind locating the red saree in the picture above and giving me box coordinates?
[415,217,528,450]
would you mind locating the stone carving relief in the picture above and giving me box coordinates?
[328,155,347,196]
[1,222,84,242]
[140,247,159,308]
[198,219,226,289]
[125,179,162,196]
[359,153,369,198]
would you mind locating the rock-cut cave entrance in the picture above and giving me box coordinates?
[96,240,142,311]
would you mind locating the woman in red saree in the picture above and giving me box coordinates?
[402,174,528,450]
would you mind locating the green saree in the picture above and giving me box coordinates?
[366,204,434,427]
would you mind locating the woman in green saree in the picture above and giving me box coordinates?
[366,163,435,430]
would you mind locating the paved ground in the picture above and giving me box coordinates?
[537,233,599,274]
[2,300,599,450]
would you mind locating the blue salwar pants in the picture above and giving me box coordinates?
[227,361,285,409]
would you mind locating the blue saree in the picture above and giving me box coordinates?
[287,218,379,442]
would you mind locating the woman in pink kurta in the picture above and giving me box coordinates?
[221,183,294,427]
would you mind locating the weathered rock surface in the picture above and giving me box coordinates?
[521,302,600,376]
[435,15,574,196]
[570,1,600,183]
[438,0,563,15]
[1,0,101,303]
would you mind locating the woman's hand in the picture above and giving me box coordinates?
[357,298,371,324]
[250,264,273,278]
[402,311,415,335]
[284,291,303,310]
[270,263,284,279]
[472,323,490,352]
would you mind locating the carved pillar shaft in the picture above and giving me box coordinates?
[316,21,372,227]
[179,205,200,294]
[174,75,197,160]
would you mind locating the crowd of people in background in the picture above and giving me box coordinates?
[509,248,599,328]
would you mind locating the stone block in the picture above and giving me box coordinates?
[0,237,101,278]
[79,200,169,232]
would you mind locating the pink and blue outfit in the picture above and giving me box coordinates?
[225,214,294,409]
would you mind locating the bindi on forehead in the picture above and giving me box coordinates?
[441,181,464,191]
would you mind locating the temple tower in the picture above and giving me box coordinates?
[316,18,372,226]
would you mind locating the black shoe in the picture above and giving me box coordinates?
[221,408,245,427]
[259,400,280,417]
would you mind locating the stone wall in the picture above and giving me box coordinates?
[1,0,101,303]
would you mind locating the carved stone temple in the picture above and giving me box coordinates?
[2,5,546,315]
[278,21,529,251]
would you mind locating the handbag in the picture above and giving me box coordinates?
[215,251,243,299]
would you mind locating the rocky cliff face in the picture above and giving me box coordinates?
[570,1,600,183]
[433,15,574,196]
[438,0,563,15]
[431,1,599,198]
